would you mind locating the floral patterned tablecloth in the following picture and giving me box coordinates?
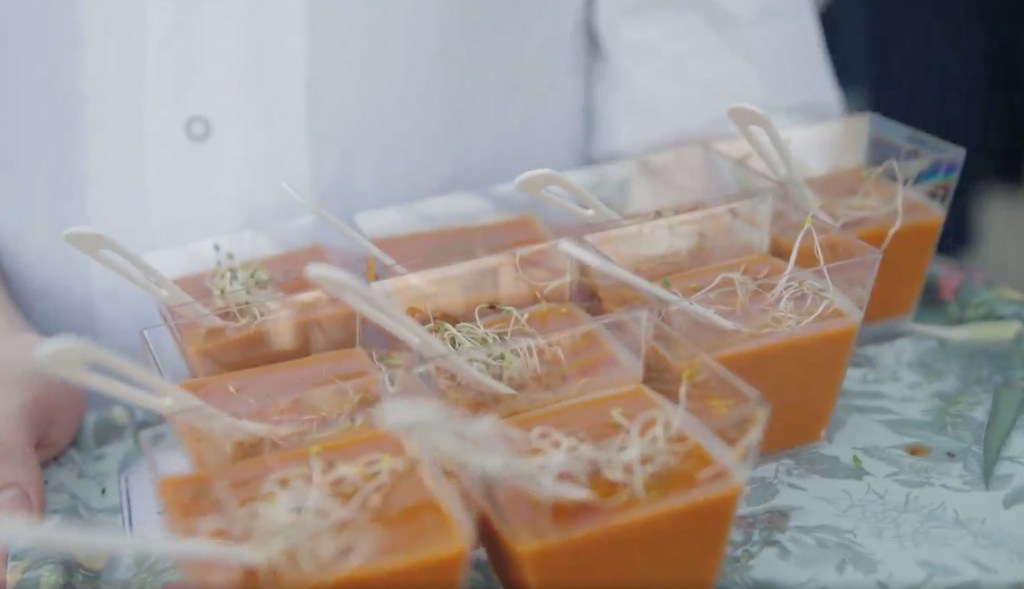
[8,260,1024,589]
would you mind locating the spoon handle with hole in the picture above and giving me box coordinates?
[726,105,829,219]
[63,227,221,326]
[515,169,621,222]
[35,335,277,435]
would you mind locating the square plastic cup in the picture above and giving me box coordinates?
[164,357,426,472]
[411,306,768,454]
[141,300,439,470]
[147,212,378,328]
[352,185,594,279]
[142,292,364,379]
[560,142,776,220]
[411,308,651,418]
[368,236,709,371]
[474,339,767,589]
[370,239,612,333]
[713,112,966,332]
[582,192,777,298]
[583,196,881,454]
[154,428,476,589]
[135,358,439,476]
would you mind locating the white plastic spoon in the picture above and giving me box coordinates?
[35,335,285,437]
[305,262,518,395]
[0,514,261,565]
[556,239,744,332]
[63,227,223,327]
[727,104,835,224]
[281,182,410,276]
[515,168,621,222]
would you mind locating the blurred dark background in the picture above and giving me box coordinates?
[821,0,1024,259]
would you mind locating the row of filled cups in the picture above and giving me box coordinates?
[33,109,964,588]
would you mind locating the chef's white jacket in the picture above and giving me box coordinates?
[0,0,843,354]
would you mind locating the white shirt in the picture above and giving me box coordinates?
[0,0,842,355]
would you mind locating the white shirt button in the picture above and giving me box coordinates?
[184,115,211,143]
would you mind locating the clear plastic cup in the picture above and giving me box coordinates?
[164,361,416,472]
[148,213,377,325]
[714,112,966,332]
[155,428,476,589]
[135,360,434,475]
[354,186,583,279]
[370,239,610,329]
[584,197,881,453]
[141,306,425,470]
[474,334,767,589]
[412,308,650,418]
[143,293,364,379]
[562,142,775,220]
[583,192,777,297]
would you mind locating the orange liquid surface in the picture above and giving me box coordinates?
[779,167,945,323]
[376,243,579,326]
[427,302,641,417]
[582,208,762,286]
[173,349,389,468]
[482,386,740,589]
[655,255,859,453]
[173,244,330,302]
[158,430,470,589]
[371,215,552,274]
[175,292,359,378]
[166,246,362,378]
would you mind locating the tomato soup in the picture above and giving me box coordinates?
[374,244,579,325]
[158,430,473,589]
[173,290,359,378]
[644,255,859,453]
[171,244,331,303]
[172,348,396,469]
[480,385,743,589]
[420,302,642,417]
[774,166,944,323]
[370,215,552,277]
[159,245,372,377]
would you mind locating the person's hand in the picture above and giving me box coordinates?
[0,330,85,588]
